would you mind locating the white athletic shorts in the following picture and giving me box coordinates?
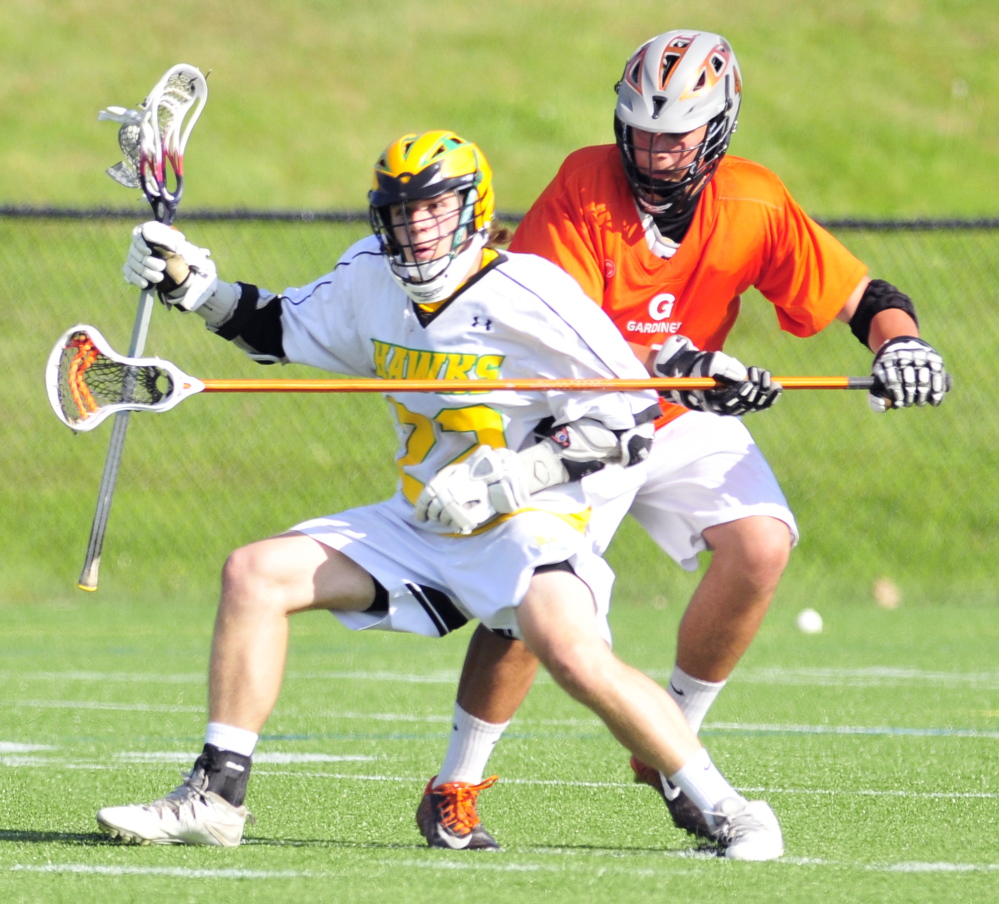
[290,497,624,644]
[583,411,798,571]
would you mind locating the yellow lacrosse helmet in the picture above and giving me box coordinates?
[370,130,494,227]
[369,130,496,303]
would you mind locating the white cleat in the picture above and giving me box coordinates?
[708,797,784,861]
[96,771,252,847]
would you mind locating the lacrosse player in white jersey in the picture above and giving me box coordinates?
[94,130,783,860]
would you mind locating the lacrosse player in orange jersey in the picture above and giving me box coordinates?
[417,30,951,847]
[94,130,785,860]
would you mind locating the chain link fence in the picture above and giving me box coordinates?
[3,212,996,610]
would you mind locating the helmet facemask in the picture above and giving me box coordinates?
[614,106,734,229]
[370,184,486,304]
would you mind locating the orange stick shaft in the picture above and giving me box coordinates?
[198,376,874,393]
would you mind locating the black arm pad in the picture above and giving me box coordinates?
[849,279,919,347]
[214,283,286,360]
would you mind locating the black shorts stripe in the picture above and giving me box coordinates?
[533,560,575,576]
[406,583,469,637]
[365,578,389,614]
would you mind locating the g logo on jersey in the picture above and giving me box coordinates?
[649,293,676,321]
[626,293,682,336]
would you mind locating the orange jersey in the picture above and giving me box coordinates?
[509,145,868,425]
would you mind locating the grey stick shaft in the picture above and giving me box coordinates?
[78,287,156,590]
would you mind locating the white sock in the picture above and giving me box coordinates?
[434,703,509,787]
[666,665,726,735]
[654,667,727,798]
[667,748,741,824]
[205,722,258,757]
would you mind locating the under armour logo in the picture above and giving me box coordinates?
[471,316,493,330]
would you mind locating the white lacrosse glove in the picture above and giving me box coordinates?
[869,336,951,412]
[653,335,781,416]
[123,221,218,312]
[414,446,530,535]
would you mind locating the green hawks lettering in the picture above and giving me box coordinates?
[372,340,504,385]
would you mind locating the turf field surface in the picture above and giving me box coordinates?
[1,592,996,904]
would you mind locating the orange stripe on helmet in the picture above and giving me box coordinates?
[677,43,733,101]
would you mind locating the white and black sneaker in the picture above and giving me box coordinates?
[96,749,253,847]
[707,797,784,861]
[630,755,713,839]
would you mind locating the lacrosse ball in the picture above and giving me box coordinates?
[795,608,823,634]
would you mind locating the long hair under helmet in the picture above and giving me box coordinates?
[614,30,742,230]
[369,130,495,305]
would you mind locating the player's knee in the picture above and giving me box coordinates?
[743,520,792,583]
[538,638,609,704]
[220,543,286,614]
[708,516,792,584]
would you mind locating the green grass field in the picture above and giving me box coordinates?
[2,1,998,216]
[2,594,998,903]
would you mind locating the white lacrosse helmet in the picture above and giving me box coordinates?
[614,30,742,227]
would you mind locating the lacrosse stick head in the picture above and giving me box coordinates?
[46,324,205,432]
[98,64,208,224]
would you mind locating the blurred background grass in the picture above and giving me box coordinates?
[1,1,996,612]
[2,0,997,214]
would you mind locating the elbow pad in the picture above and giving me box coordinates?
[849,279,918,347]
[212,283,287,363]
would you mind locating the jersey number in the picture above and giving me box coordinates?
[390,400,507,503]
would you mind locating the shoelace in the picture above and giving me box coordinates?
[138,771,210,819]
[706,803,766,845]
[142,771,255,826]
[433,775,499,833]
[140,790,204,821]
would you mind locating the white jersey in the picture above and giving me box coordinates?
[276,236,658,533]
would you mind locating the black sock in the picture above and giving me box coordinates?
[193,743,252,807]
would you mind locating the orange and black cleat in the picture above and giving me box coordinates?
[416,774,500,850]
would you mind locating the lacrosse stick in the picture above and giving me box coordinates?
[48,325,879,433]
[78,65,208,591]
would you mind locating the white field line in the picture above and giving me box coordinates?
[729,666,999,689]
[4,701,998,741]
[2,746,993,799]
[247,771,999,799]
[706,722,999,740]
[0,670,458,685]
[113,751,376,764]
[9,705,426,725]
[13,699,203,713]
[6,666,999,689]
[0,753,375,768]
[8,857,999,879]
